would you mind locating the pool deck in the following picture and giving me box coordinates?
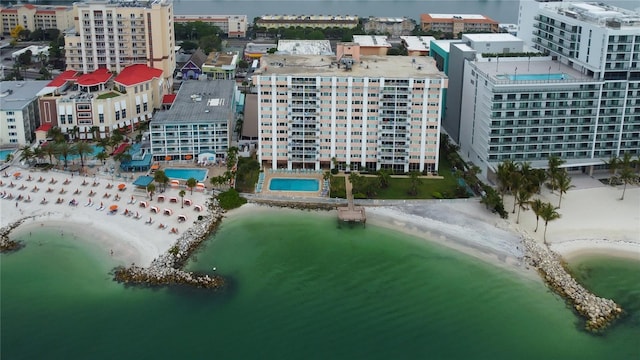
[260,169,324,198]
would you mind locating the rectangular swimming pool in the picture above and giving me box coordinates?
[164,168,208,182]
[269,178,319,192]
[0,149,15,161]
[497,73,570,81]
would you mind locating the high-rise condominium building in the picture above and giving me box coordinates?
[64,0,175,91]
[252,43,447,173]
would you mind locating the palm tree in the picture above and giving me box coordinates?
[147,183,156,200]
[515,187,533,224]
[96,151,109,165]
[46,126,65,143]
[377,169,391,189]
[154,170,168,191]
[179,189,186,208]
[618,164,635,201]
[19,145,33,165]
[32,146,44,165]
[556,171,574,208]
[73,142,94,170]
[41,143,56,165]
[603,155,619,185]
[186,177,197,195]
[546,155,566,193]
[407,171,422,197]
[496,160,516,200]
[98,138,110,153]
[540,202,561,244]
[56,142,75,169]
[529,198,544,232]
[5,153,14,163]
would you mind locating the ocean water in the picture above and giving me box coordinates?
[1,210,639,359]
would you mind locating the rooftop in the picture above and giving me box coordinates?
[115,64,163,86]
[472,56,597,84]
[76,68,112,87]
[352,35,392,48]
[463,33,523,43]
[203,52,238,68]
[400,36,436,52]
[366,17,411,23]
[47,69,80,87]
[543,2,640,29]
[0,81,50,110]
[255,54,445,78]
[259,15,358,21]
[421,13,497,23]
[152,80,235,124]
[277,40,333,55]
[76,0,172,10]
[430,39,462,53]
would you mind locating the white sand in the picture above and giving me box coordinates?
[1,166,210,267]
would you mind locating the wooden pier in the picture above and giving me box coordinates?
[337,175,366,225]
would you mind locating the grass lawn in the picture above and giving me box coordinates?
[375,157,459,199]
[330,176,346,199]
[96,92,120,99]
[235,157,260,193]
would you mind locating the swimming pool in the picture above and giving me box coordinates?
[269,178,319,192]
[497,73,570,81]
[164,168,208,182]
[0,149,15,161]
[61,145,102,161]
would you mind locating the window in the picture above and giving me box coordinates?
[99,114,104,123]
[143,103,148,112]
[136,104,141,113]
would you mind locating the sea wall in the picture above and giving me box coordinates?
[114,200,225,289]
[521,235,622,331]
[249,198,337,211]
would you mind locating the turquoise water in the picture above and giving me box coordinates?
[0,149,15,161]
[269,178,319,191]
[164,167,207,182]
[1,210,639,359]
[60,145,101,161]
[498,73,569,81]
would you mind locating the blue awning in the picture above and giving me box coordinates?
[133,176,154,187]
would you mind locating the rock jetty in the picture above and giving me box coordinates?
[522,235,622,331]
[0,217,33,253]
[114,200,225,289]
[250,198,336,211]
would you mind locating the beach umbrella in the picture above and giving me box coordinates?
[165,155,172,161]
[118,183,126,190]
[109,205,118,211]
[13,172,21,178]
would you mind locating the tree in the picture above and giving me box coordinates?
[546,155,566,193]
[603,156,619,185]
[529,198,544,232]
[41,143,57,164]
[73,142,94,170]
[96,151,109,165]
[19,145,33,165]
[556,171,574,208]
[496,160,516,200]
[540,202,561,244]
[179,189,186,208]
[180,41,198,52]
[10,25,24,40]
[154,170,169,192]
[147,183,156,201]
[47,126,65,143]
[17,50,32,66]
[407,171,422,197]
[618,153,635,200]
[56,142,76,169]
[377,169,391,189]
[515,187,533,224]
[186,177,197,195]
[33,146,44,165]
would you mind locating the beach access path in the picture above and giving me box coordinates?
[1,165,210,267]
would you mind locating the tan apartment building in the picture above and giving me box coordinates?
[174,15,247,37]
[64,0,175,91]
[352,35,391,56]
[256,15,359,29]
[363,17,415,36]
[37,64,164,140]
[420,14,498,37]
[252,43,448,173]
[1,4,73,35]
[400,36,436,56]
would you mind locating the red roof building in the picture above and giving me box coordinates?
[47,70,79,87]
[35,123,52,132]
[114,64,163,86]
[162,94,177,105]
[76,68,112,87]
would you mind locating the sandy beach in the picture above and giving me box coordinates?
[1,165,210,267]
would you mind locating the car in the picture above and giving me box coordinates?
[3,57,12,61]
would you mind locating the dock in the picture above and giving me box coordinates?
[337,174,366,225]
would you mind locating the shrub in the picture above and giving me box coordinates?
[217,188,247,210]
[432,191,443,199]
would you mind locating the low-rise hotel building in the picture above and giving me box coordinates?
[150,80,236,161]
[0,4,73,35]
[420,13,498,37]
[37,64,164,139]
[252,43,448,173]
[0,81,49,146]
[256,15,359,29]
[352,35,392,56]
[401,36,437,56]
[363,17,416,36]
[173,14,247,37]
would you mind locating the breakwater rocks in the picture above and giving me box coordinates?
[521,236,622,331]
[250,198,337,211]
[114,201,225,289]
[0,217,33,253]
